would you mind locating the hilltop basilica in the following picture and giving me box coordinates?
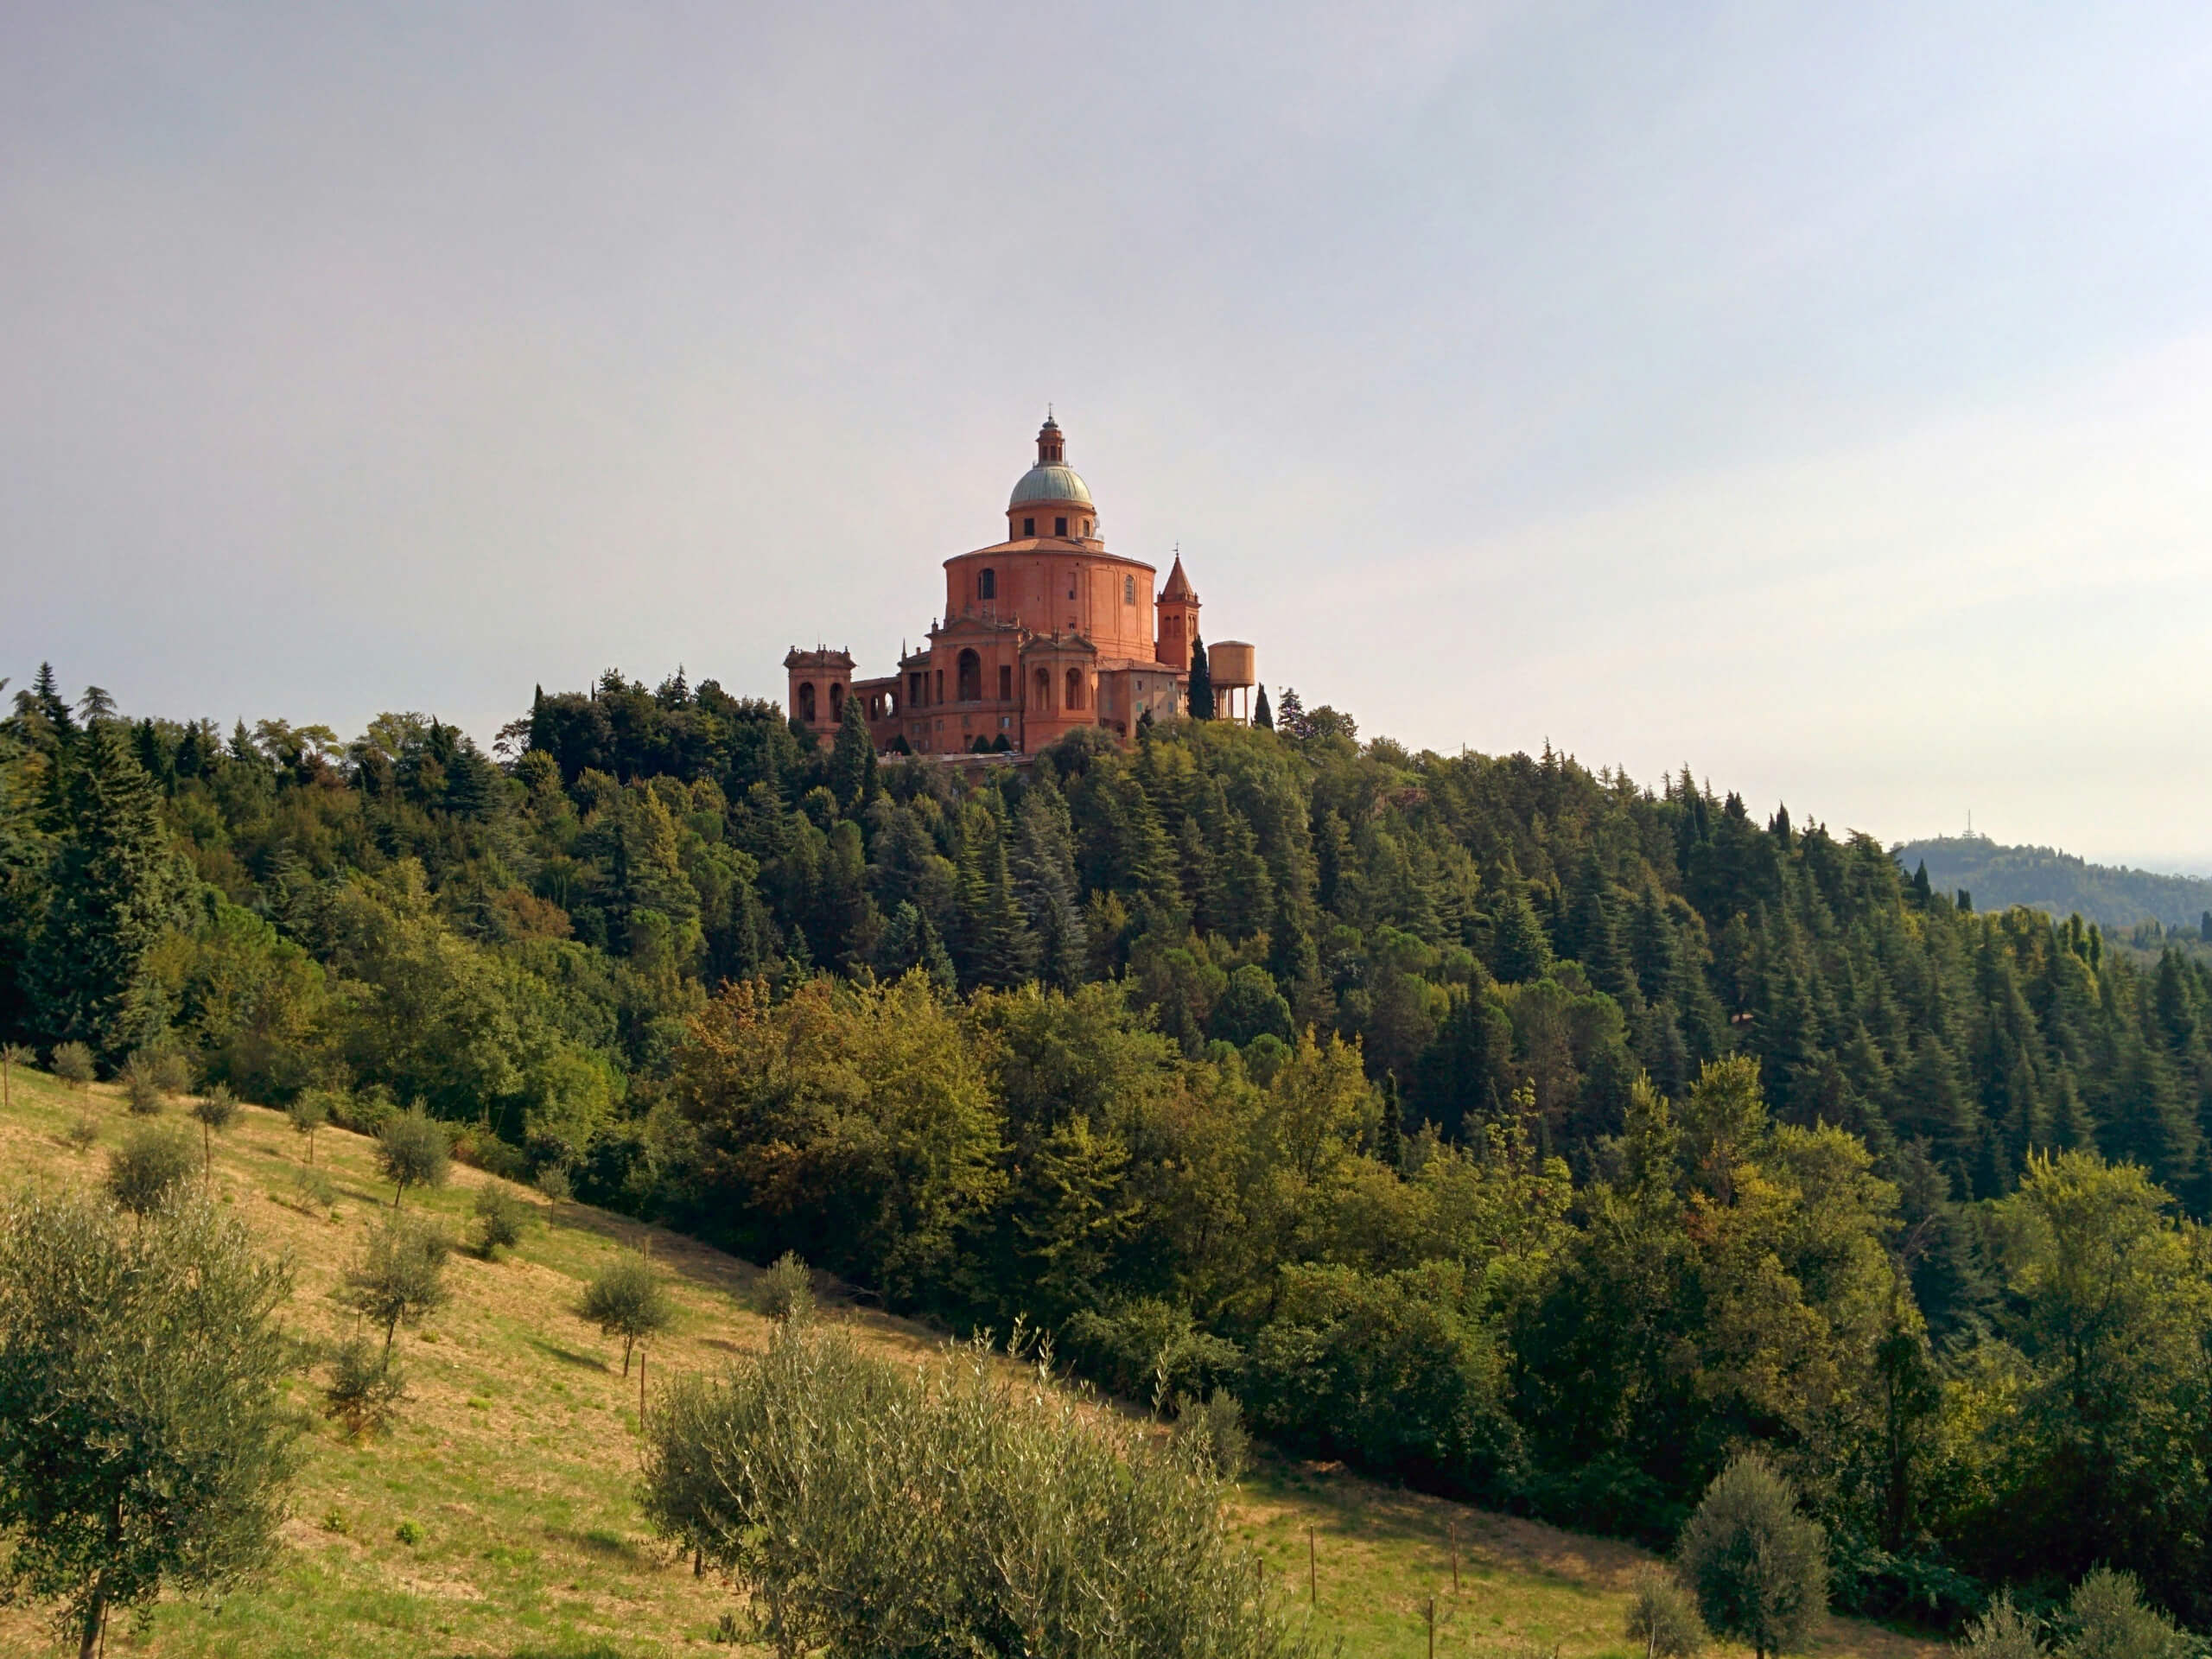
[785,415,1252,755]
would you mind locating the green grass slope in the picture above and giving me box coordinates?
[0,1065,1940,1659]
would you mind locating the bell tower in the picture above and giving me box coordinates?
[1155,550,1199,672]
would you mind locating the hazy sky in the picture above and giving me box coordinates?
[6,3,2210,866]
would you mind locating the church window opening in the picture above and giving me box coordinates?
[1065,668,1085,711]
[829,683,845,721]
[998,664,1013,701]
[1123,575,1135,604]
[1084,519,1092,537]
[979,568,996,601]
[1022,517,1035,537]
[798,683,817,723]
[935,669,944,702]
[1055,516,1068,537]
[957,650,982,702]
[1033,666,1052,710]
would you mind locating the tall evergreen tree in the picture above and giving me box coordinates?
[32,725,181,1058]
[1252,683,1273,731]
[1185,635,1213,721]
[829,692,877,812]
[1489,880,1554,985]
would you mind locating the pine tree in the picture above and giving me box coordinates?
[1185,634,1213,721]
[1489,880,1554,984]
[829,691,876,812]
[1252,683,1273,730]
[1009,786,1086,990]
[32,724,181,1058]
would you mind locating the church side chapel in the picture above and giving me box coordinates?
[785,415,1254,754]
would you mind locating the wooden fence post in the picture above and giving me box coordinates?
[1307,1525,1316,1609]
[1427,1595,1436,1659]
[1450,1519,1459,1594]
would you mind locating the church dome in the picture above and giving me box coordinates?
[1009,463,1093,507]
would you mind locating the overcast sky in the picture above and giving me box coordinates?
[5,3,2209,867]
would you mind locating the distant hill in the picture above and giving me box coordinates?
[1892,834,2212,935]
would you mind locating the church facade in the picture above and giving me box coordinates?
[785,415,1246,755]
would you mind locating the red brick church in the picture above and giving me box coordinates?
[785,414,1252,754]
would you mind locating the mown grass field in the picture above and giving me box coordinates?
[0,1062,1942,1659]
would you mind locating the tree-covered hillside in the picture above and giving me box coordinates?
[5,660,2212,1632]
[1896,833,2212,939]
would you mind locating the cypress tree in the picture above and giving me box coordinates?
[1185,634,1213,721]
[1252,683,1273,731]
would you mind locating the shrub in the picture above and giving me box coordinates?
[581,1252,674,1376]
[49,1042,94,1090]
[757,1250,815,1322]
[0,1187,296,1653]
[64,1115,99,1154]
[338,1217,451,1353]
[1676,1453,1827,1659]
[473,1185,531,1259]
[374,1105,449,1210]
[1627,1563,1709,1659]
[1960,1592,2043,1659]
[322,1338,407,1439]
[2060,1568,2184,1659]
[1173,1388,1251,1483]
[151,1049,194,1097]
[291,1166,336,1216]
[121,1052,165,1115]
[537,1164,573,1203]
[639,1322,1310,1658]
[285,1090,331,1162]
[107,1122,199,1214]
[394,1520,423,1547]
[451,1127,529,1181]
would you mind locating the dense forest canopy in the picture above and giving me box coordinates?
[4,659,2211,1630]
[1897,833,2212,949]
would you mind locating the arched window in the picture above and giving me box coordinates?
[957,649,982,702]
[798,683,817,723]
[1033,665,1052,710]
[979,568,996,601]
[829,683,845,721]
[1065,668,1085,711]
[1123,575,1135,605]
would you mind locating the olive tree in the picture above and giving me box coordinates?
[0,1188,297,1658]
[582,1251,674,1376]
[49,1042,94,1090]
[106,1123,198,1215]
[1676,1453,1827,1659]
[1627,1563,1709,1659]
[473,1185,531,1260]
[285,1089,329,1164]
[640,1321,1312,1659]
[2060,1568,2185,1659]
[120,1052,164,1116]
[1959,1592,2044,1659]
[0,1043,31,1109]
[190,1083,239,1175]
[374,1105,448,1210]
[339,1216,451,1354]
